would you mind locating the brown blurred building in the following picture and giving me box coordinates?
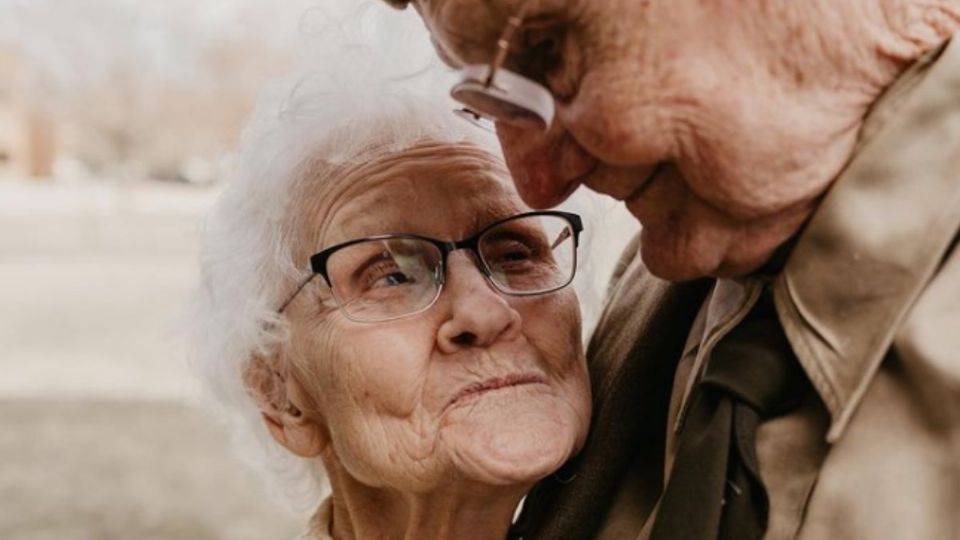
[0,47,57,179]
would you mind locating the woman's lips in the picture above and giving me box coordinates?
[445,373,547,410]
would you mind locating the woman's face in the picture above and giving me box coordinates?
[283,142,590,493]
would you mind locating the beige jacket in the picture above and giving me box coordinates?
[515,36,960,540]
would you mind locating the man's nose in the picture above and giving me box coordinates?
[436,252,522,354]
[496,120,597,209]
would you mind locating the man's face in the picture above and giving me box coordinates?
[410,0,851,279]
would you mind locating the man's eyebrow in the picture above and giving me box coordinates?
[432,37,464,68]
[433,0,514,58]
[480,0,508,18]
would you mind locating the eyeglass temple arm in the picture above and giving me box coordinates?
[484,13,525,87]
[277,273,316,313]
[551,227,572,250]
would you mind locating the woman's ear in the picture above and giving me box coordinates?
[244,352,329,458]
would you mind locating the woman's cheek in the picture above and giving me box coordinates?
[336,327,433,417]
[524,292,590,417]
[522,293,582,367]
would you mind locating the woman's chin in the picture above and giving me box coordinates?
[441,394,583,486]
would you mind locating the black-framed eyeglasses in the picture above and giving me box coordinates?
[278,211,583,323]
[449,1,555,131]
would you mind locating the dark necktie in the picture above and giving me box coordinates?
[650,287,810,540]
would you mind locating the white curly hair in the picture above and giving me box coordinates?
[186,0,611,514]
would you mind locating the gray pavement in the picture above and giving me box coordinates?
[0,399,300,540]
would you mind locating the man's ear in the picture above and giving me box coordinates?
[381,0,411,10]
[244,352,328,458]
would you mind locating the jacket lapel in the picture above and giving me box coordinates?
[516,252,711,540]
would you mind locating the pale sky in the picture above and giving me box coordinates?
[0,0,421,89]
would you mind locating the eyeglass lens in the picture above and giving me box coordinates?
[478,213,575,294]
[325,238,443,322]
[451,72,554,129]
[323,214,576,322]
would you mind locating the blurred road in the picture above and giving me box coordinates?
[0,178,211,400]
[0,177,300,539]
[0,399,300,540]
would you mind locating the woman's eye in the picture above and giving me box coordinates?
[488,241,536,266]
[372,271,414,288]
[362,261,417,290]
[497,249,532,262]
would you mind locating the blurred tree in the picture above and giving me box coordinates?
[0,0,322,181]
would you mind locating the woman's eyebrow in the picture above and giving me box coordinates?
[483,229,528,242]
[483,227,546,246]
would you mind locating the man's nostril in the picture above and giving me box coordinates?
[452,332,477,346]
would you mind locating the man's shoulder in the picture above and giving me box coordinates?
[586,240,712,414]
[588,239,709,372]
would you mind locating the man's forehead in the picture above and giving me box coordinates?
[416,0,576,64]
[416,0,514,64]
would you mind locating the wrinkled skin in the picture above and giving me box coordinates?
[396,0,960,279]
[278,142,591,539]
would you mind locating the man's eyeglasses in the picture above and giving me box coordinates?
[450,3,554,130]
[279,211,583,323]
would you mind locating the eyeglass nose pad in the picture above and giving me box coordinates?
[434,261,446,286]
[451,64,555,129]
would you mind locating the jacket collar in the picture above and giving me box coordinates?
[773,36,960,442]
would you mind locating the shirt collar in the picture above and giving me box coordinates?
[773,35,960,442]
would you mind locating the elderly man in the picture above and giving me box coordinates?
[381,1,960,539]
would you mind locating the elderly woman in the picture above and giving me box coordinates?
[190,85,591,539]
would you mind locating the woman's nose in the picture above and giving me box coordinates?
[436,252,522,354]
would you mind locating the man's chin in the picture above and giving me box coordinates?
[639,228,718,281]
[639,229,775,281]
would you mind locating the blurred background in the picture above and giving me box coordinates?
[0,1,637,539]
[0,1,331,538]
